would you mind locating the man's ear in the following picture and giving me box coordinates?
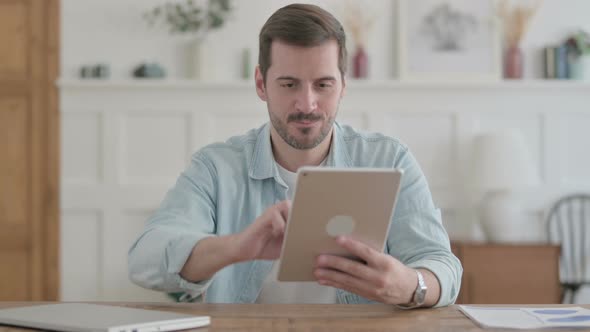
[255,66,267,102]
[340,76,346,99]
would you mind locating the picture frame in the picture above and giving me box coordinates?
[397,0,502,82]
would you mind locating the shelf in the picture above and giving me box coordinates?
[57,78,590,89]
[56,78,254,89]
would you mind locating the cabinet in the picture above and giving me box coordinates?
[451,242,561,304]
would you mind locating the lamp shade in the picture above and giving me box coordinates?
[471,130,540,191]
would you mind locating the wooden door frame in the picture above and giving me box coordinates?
[46,0,60,301]
[30,0,60,300]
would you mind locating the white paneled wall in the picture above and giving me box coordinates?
[60,80,590,301]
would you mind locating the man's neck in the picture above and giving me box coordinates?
[270,128,333,173]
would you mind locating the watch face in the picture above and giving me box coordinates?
[416,288,426,304]
[415,271,427,305]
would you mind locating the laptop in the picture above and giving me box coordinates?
[0,303,210,332]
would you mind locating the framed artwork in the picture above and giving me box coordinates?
[397,0,501,81]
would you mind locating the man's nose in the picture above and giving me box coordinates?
[294,85,318,113]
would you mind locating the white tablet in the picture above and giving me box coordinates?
[277,167,403,282]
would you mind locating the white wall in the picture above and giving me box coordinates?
[59,80,590,301]
[62,0,590,80]
[59,0,590,301]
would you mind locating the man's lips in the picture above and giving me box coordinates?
[293,119,318,125]
[288,112,322,124]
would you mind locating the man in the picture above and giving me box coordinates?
[129,3,462,307]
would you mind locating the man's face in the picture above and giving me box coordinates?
[256,39,345,150]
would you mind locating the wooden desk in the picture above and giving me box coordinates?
[1,303,589,331]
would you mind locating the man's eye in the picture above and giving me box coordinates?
[318,82,333,88]
[281,83,295,88]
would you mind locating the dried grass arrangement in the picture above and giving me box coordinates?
[339,1,377,49]
[497,0,542,47]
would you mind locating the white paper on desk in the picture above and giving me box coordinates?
[459,305,590,329]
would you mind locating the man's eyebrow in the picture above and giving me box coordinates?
[275,76,337,82]
[276,76,299,81]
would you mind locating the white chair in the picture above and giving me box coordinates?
[546,194,590,304]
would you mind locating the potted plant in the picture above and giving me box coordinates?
[144,0,233,79]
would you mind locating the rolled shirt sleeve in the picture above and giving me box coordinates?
[337,145,462,307]
[128,153,218,299]
[388,146,462,307]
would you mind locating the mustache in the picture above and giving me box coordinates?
[288,112,323,122]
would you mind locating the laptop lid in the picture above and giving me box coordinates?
[0,303,210,332]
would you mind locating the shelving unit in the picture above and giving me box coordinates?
[57,78,590,90]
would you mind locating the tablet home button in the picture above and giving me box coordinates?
[326,216,356,237]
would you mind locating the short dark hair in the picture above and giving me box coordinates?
[258,3,347,83]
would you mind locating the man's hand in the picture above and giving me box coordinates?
[313,236,440,306]
[179,200,290,283]
[234,200,291,262]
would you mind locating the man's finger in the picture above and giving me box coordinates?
[271,211,285,236]
[278,200,291,221]
[335,236,382,266]
[315,254,380,282]
[315,268,379,301]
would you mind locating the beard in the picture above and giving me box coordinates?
[269,109,336,150]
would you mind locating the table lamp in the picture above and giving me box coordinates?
[471,130,540,243]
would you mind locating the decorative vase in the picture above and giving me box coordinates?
[241,48,251,80]
[504,45,523,79]
[479,190,525,243]
[188,37,214,80]
[353,46,368,79]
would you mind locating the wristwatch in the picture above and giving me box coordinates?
[398,270,427,309]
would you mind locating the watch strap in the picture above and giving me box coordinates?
[396,269,427,310]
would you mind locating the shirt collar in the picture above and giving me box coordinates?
[249,121,353,181]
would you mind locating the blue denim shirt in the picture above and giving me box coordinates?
[128,122,462,306]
